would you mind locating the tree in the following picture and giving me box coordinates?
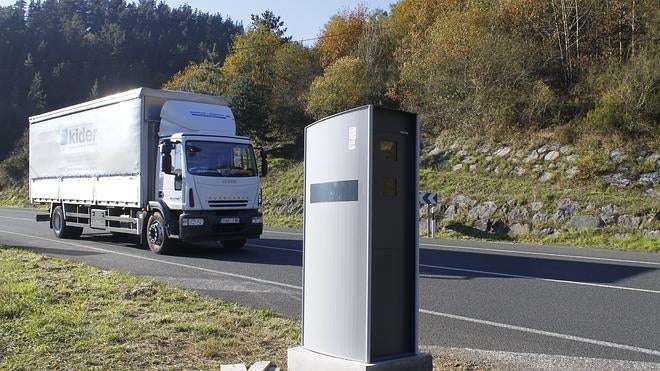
[250,10,291,42]
[315,6,369,68]
[306,56,369,120]
[27,72,46,111]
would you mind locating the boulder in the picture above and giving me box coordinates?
[553,199,580,222]
[544,151,560,161]
[564,154,578,163]
[539,172,554,183]
[600,204,621,225]
[601,173,631,188]
[617,215,641,229]
[512,166,526,176]
[643,188,660,199]
[567,215,604,230]
[452,194,476,208]
[469,164,477,173]
[610,150,628,163]
[494,147,512,157]
[532,212,549,225]
[645,230,660,239]
[523,151,539,163]
[468,201,498,221]
[507,206,529,223]
[509,223,530,235]
[452,164,463,172]
[638,172,660,187]
[443,205,460,221]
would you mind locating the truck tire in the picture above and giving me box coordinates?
[52,206,83,239]
[146,212,175,255]
[222,239,246,250]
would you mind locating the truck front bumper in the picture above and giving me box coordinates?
[178,210,263,242]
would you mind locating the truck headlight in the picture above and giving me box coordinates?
[251,216,263,224]
[183,218,205,226]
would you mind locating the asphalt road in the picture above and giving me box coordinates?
[1,207,659,367]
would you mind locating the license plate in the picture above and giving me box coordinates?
[220,217,240,224]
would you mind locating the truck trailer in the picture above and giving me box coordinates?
[29,88,265,254]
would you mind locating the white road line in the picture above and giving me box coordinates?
[422,243,660,267]
[419,309,660,358]
[1,228,659,357]
[248,243,659,294]
[263,229,660,267]
[420,264,660,294]
[0,229,302,291]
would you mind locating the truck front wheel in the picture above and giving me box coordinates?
[146,212,175,255]
[52,206,82,239]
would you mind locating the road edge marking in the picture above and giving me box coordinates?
[420,309,660,358]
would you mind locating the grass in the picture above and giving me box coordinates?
[0,247,499,371]
[0,247,300,369]
[0,185,34,209]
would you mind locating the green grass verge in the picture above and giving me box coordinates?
[0,247,299,369]
[0,185,34,209]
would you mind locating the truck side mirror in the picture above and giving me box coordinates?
[260,148,268,177]
[161,153,172,174]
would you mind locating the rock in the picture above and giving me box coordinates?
[452,194,476,208]
[494,166,501,175]
[564,154,578,163]
[456,149,468,157]
[532,164,543,173]
[443,205,460,221]
[643,188,660,199]
[485,155,493,162]
[468,201,498,221]
[601,173,631,188]
[532,212,549,225]
[221,365,248,371]
[638,172,660,187]
[584,203,596,211]
[644,230,660,239]
[469,164,477,173]
[529,202,544,212]
[567,215,604,230]
[512,166,526,176]
[248,361,275,371]
[538,172,554,183]
[559,145,574,154]
[491,220,508,234]
[610,150,628,163]
[536,145,551,154]
[523,151,539,163]
[494,147,512,157]
[473,220,489,231]
[514,149,526,158]
[645,153,660,163]
[435,158,450,169]
[544,150,560,161]
[450,143,461,151]
[478,144,491,154]
[565,166,578,179]
[452,164,463,172]
[600,204,621,225]
[428,147,443,157]
[617,215,641,229]
[554,199,580,222]
[509,223,530,235]
[507,206,529,223]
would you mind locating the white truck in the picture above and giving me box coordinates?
[29,88,266,254]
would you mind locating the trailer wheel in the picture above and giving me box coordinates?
[52,206,82,239]
[146,212,174,255]
[222,239,246,250]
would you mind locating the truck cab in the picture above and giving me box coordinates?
[147,100,265,253]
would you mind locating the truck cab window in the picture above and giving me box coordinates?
[186,141,256,177]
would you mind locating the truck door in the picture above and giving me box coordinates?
[157,142,184,210]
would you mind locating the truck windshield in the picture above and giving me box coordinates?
[185,141,256,177]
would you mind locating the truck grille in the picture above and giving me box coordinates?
[208,199,248,208]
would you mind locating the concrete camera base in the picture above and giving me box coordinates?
[287,347,432,371]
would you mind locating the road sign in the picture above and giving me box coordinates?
[418,192,437,206]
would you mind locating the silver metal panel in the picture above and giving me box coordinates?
[303,106,372,362]
[91,209,106,229]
